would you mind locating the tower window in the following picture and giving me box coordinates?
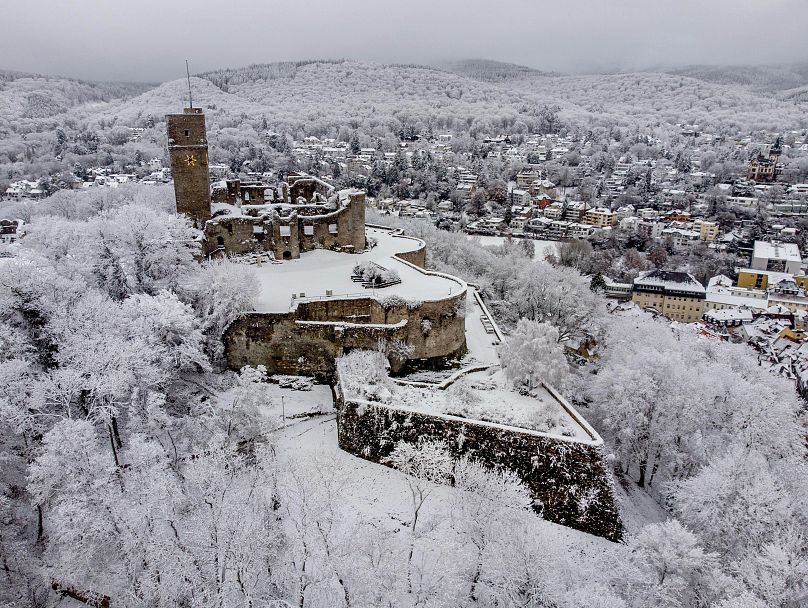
[184,130,190,137]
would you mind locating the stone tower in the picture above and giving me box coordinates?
[166,108,210,227]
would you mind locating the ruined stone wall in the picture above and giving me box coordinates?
[224,310,408,378]
[296,194,364,254]
[205,217,271,257]
[203,193,365,258]
[335,392,623,541]
[289,177,332,202]
[294,291,467,361]
[348,192,366,251]
[224,290,467,376]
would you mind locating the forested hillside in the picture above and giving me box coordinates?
[3,58,806,190]
[666,62,808,93]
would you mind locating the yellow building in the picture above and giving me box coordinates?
[695,220,719,242]
[583,207,616,228]
[736,268,808,290]
[631,269,706,322]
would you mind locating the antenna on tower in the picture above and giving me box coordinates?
[186,60,193,109]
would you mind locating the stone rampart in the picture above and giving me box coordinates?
[334,382,623,541]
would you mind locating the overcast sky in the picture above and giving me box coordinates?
[2,0,807,82]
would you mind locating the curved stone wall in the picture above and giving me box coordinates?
[224,286,467,377]
[393,241,426,268]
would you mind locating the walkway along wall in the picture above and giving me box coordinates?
[334,381,624,542]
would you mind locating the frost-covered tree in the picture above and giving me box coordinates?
[499,320,568,391]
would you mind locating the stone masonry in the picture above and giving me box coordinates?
[335,386,624,542]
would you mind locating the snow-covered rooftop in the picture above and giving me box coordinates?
[252,227,465,313]
[753,240,801,264]
[633,269,705,294]
[704,308,754,322]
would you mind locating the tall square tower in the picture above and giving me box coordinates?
[166,108,211,226]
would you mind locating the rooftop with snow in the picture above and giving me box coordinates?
[753,240,801,264]
[633,269,706,295]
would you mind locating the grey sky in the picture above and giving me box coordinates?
[2,0,806,82]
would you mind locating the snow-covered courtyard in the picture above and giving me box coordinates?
[251,227,464,312]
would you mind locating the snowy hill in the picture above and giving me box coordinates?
[666,62,808,93]
[437,58,558,82]
[0,69,152,120]
[88,59,807,137]
[5,59,807,137]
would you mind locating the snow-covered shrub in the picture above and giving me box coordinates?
[353,262,400,286]
[213,365,278,442]
[378,294,423,310]
[377,338,415,361]
[445,381,483,414]
[337,350,393,402]
[379,294,406,309]
[420,318,432,336]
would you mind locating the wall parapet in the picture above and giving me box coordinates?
[335,378,623,542]
[366,223,427,268]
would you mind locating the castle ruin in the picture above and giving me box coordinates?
[166,107,623,540]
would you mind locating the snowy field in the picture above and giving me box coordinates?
[467,235,560,260]
[252,227,464,312]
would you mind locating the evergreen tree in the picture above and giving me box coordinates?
[590,272,606,293]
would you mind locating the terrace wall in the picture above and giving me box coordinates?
[335,385,623,541]
[224,288,467,377]
[393,242,426,268]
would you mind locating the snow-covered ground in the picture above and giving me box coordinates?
[261,380,334,418]
[252,227,464,312]
[272,412,616,555]
[215,376,334,421]
[462,286,501,366]
[390,369,591,440]
[467,235,560,260]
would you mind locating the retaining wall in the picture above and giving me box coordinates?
[335,384,623,541]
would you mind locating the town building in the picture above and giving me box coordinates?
[582,207,616,228]
[704,275,768,313]
[631,269,706,322]
[0,219,23,243]
[748,137,782,182]
[750,240,802,274]
[694,219,719,242]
